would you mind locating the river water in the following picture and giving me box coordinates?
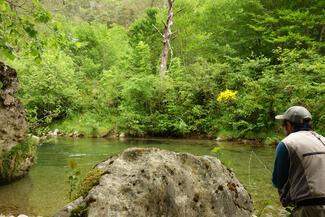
[0,138,285,216]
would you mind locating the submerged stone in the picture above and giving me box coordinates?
[55,148,253,217]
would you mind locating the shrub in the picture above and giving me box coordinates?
[15,48,80,133]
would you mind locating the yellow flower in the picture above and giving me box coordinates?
[68,159,77,169]
[217,89,238,103]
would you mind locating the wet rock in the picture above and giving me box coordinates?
[0,62,27,152]
[47,129,65,137]
[215,137,223,141]
[55,148,253,217]
[68,131,84,138]
[54,196,85,217]
[119,132,125,138]
[102,131,119,139]
[0,130,38,184]
[0,62,36,184]
[47,129,59,137]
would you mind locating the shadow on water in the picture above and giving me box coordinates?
[0,138,283,216]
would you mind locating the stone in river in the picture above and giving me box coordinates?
[55,148,253,217]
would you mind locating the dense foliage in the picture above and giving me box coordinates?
[1,0,324,140]
[0,0,53,60]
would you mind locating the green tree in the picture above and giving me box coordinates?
[197,0,263,59]
[130,41,153,74]
[251,1,325,57]
[0,0,51,60]
[129,8,162,69]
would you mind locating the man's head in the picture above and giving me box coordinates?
[275,106,312,135]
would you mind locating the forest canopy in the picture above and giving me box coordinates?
[1,0,324,140]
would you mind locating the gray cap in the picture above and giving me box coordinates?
[275,106,312,124]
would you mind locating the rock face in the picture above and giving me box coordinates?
[55,148,253,217]
[0,62,27,151]
[0,62,34,184]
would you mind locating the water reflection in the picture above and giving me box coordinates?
[0,175,33,215]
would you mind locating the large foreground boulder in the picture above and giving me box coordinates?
[55,148,253,217]
[0,62,36,184]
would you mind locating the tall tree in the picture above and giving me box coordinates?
[159,0,174,77]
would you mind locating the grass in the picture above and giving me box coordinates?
[51,112,117,137]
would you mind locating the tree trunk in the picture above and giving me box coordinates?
[320,25,325,42]
[150,0,156,7]
[159,0,174,77]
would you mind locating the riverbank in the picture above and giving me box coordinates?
[46,126,281,146]
[46,113,278,143]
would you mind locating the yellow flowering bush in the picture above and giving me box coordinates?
[217,89,238,103]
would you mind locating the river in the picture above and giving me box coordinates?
[0,138,285,216]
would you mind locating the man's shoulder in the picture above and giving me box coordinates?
[282,131,323,148]
[282,132,300,142]
[281,131,310,145]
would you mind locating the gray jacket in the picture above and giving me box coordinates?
[279,131,325,206]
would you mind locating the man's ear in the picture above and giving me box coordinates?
[287,122,294,133]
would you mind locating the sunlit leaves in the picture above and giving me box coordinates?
[0,0,52,61]
[0,0,8,11]
[75,42,82,48]
[251,4,324,56]
[0,42,15,60]
[34,7,51,23]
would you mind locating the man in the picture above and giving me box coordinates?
[272,106,325,217]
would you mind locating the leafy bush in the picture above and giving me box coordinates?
[15,48,80,133]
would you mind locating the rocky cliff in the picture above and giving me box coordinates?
[0,62,36,184]
[55,148,253,217]
[0,62,27,151]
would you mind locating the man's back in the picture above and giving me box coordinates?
[273,106,325,217]
[282,131,325,203]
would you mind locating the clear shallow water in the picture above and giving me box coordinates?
[0,138,283,216]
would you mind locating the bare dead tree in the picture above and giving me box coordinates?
[150,0,156,7]
[320,25,325,42]
[5,0,36,13]
[159,0,174,77]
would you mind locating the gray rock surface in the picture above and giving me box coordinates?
[55,148,253,217]
[0,62,34,184]
[0,62,27,152]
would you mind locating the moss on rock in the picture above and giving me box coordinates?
[74,168,104,199]
[0,136,38,184]
[70,204,88,217]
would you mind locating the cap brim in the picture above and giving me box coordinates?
[275,115,285,120]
